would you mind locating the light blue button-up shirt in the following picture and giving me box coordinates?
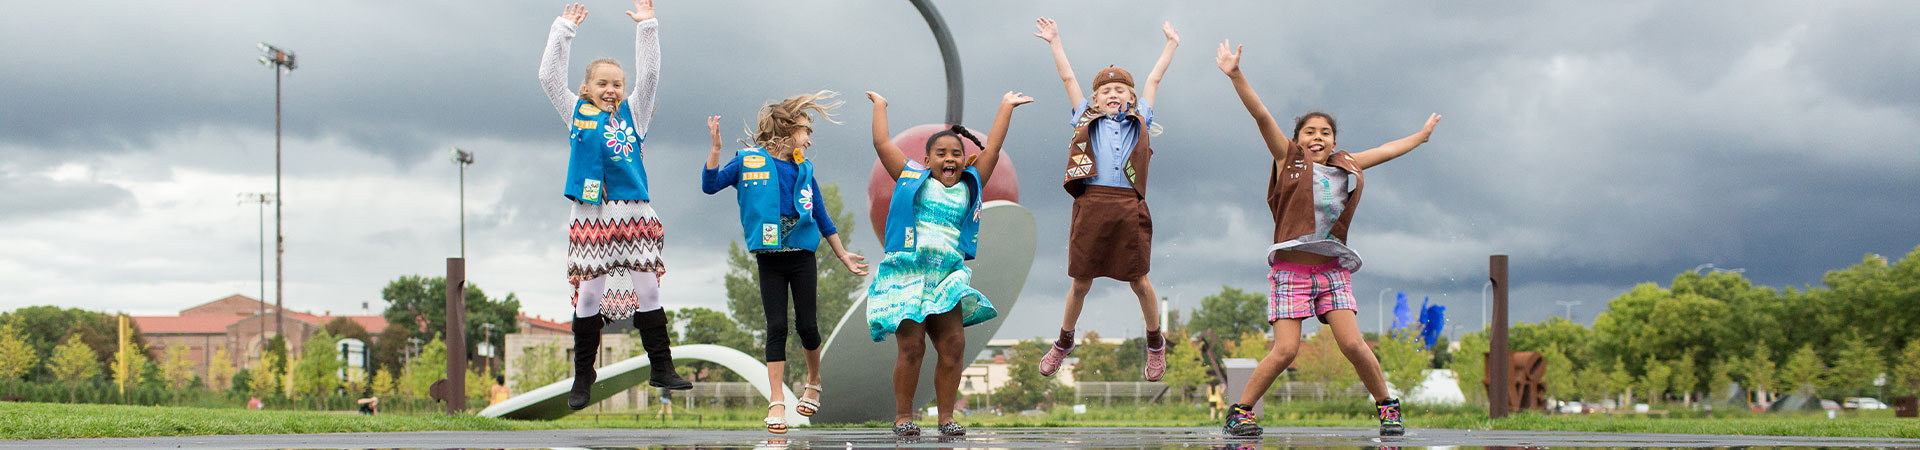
[1069,100,1154,188]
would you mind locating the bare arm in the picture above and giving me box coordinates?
[975,91,1034,185]
[865,91,909,180]
[1034,18,1084,107]
[1352,114,1442,170]
[824,234,869,276]
[624,0,660,136]
[1140,21,1180,107]
[704,115,724,169]
[538,4,589,125]
[1217,40,1292,162]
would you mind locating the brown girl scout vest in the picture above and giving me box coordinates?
[1063,107,1154,198]
[1269,150,1365,245]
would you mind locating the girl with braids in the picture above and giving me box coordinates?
[863,90,1030,437]
[702,91,869,434]
[534,0,690,411]
[1214,39,1442,437]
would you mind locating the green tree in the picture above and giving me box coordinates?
[1891,337,1920,397]
[1226,330,1270,360]
[380,277,521,360]
[370,325,410,377]
[403,337,447,399]
[1671,270,1786,370]
[1541,343,1575,404]
[47,335,99,403]
[1450,332,1488,405]
[1606,357,1634,406]
[1070,330,1123,382]
[252,349,283,401]
[1575,364,1608,403]
[1509,317,1593,370]
[293,330,343,409]
[1591,284,1727,375]
[675,307,753,382]
[1706,359,1734,401]
[1294,329,1354,401]
[1816,250,1920,365]
[1374,332,1429,399]
[265,335,289,379]
[1778,344,1824,393]
[1160,331,1210,400]
[722,183,862,385]
[0,306,148,380]
[161,345,196,391]
[1670,353,1699,405]
[371,368,397,399]
[1187,286,1266,340]
[992,339,1072,411]
[1826,333,1883,397]
[230,369,253,397]
[1736,345,1777,404]
[111,340,150,403]
[1640,358,1672,404]
[0,322,39,396]
[511,341,569,390]
[207,346,236,392]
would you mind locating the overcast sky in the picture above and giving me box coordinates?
[3,1,1916,341]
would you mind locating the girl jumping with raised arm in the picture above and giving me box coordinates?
[534,0,691,412]
[702,93,869,434]
[1031,17,1180,382]
[1214,39,1442,437]
[864,90,1030,437]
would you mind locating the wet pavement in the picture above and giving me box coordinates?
[8,427,1920,449]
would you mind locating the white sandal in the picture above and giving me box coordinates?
[765,401,788,434]
[796,383,823,417]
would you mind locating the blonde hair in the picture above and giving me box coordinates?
[577,58,624,102]
[745,90,843,151]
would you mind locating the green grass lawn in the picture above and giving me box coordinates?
[5,401,1916,440]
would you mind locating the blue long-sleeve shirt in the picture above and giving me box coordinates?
[703,157,838,237]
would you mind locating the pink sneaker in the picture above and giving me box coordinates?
[1143,343,1167,381]
[1038,343,1073,377]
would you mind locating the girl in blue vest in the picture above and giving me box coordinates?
[535,0,691,411]
[702,92,868,434]
[1214,40,1441,437]
[862,90,1030,436]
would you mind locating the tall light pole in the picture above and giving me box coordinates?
[258,42,296,338]
[451,148,474,260]
[239,193,274,360]
[1554,300,1582,321]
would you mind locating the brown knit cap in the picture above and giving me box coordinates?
[1092,65,1134,91]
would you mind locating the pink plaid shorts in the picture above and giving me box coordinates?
[1268,259,1356,324]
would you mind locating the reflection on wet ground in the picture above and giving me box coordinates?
[8,427,1920,450]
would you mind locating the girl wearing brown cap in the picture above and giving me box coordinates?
[1031,17,1179,382]
[1213,39,1441,437]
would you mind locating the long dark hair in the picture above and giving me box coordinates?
[1292,111,1338,141]
[925,124,982,153]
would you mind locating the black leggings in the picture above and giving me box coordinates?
[757,251,821,362]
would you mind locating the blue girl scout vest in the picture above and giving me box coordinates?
[723,147,823,252]
[564,98,648,204]
[882,161,985,260]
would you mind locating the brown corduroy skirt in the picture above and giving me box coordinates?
[1067,185,1152,281]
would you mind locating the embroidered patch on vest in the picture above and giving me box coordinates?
[761,223,779,246]
[1125,164,1137,182]
[574,119,598,129]
[1072,154,1092,165]
[582,179,602,203]
[903,228,915,248]
[742,171,770,181]
[798,187,814,212]
[579,103,602,116]
[743,155,767,169]
[901,170,922,179]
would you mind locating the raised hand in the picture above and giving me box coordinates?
[1002,91,1034,107]
[1162,21,1180,46]
[1417,113,1443,142]
[865,90,887,107]
[707,115,723,148]
[561,3,588,25]
[1216,39,1243,75]
[1033,18,1059,43]
[626,0,653,22]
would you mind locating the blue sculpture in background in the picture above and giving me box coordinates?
[1417,298,1446,350]
[1390,292,1417,336]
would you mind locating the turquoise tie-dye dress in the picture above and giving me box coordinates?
[866,179,998,341]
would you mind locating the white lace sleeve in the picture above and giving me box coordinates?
[627,19,660,137]
[538,17,579,126]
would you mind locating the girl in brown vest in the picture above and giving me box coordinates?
[1030,17,1181,383]
[1214,40,1442,437]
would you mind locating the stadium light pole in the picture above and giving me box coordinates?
[258,42,296,338]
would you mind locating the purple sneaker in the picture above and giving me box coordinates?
[1143,343,1167,381]
[1038,343,1073,377]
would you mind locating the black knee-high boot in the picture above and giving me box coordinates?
[635,309,693,390]
[567,314,605,410]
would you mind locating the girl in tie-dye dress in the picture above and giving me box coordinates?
[862,90,1030,437]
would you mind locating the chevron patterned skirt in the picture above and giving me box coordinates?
[567,199,665,320]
